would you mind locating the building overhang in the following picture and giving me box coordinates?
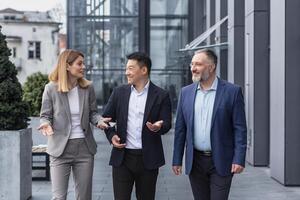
[6,35,22,42]
[180,16,228,52]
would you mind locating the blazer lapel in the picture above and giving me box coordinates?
[211,78,225,126]
[143,82,158,125]
[59,92,71,123]
[189,83,198,132]
[123,85,131,129]
[78,87,85,121]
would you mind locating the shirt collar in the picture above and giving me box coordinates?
[131,80,150,95]
[197,76,218,91]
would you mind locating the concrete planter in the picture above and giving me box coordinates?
[0,128,32,200]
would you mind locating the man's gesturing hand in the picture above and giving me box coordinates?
[111,135,126,148]
[146,120,163,132]
[172,166,182,176]
[231,164,244,174]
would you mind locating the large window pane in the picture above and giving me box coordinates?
[150,0,189,111]
[68,0,191,107]
[150,0,188,15]
[69,0,138,16]
[68,0,139,104]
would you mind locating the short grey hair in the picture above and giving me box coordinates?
[194,49,218,66]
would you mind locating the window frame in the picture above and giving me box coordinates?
[28,41,41,60]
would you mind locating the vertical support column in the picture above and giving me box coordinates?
[205,0,215,45]
[188,0,205,42]
[215,0,228,80]
[270,0,300,185]
[110,0,122,67]
[67,0,70,48]
[188,0,206,84]
[139,0,150,54]
[227,0,245,87]
[245,0,269,166]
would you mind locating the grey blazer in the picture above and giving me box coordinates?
[40,82,101,157]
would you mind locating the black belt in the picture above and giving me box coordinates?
[125,148,143,155]
[194,149,212,157]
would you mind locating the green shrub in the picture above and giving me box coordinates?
[0,25,29,130]
[23,72,48,116]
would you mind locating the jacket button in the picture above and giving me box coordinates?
[83,129,86,132]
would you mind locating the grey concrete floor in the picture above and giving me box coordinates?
[30,118,300,200]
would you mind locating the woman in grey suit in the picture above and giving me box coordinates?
[39,49,110,200]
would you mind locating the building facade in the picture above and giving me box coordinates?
[0,8,61,84]
[67,0,300,186]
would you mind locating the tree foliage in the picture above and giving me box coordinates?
[0,25,29,130]
[23,72,48,116]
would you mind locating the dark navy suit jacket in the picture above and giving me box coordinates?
[103,82,172,170]
[172,78,247,176]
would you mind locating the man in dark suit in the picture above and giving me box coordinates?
[103,52,172,200]
[172,49,247,200]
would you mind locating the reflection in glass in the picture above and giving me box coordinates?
[68,0,139,104]
[150,0,189,111]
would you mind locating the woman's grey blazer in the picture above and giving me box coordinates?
[40,82,101,157]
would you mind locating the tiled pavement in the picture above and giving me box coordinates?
[30,118,300,200]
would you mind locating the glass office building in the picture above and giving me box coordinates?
[67,0,193,109]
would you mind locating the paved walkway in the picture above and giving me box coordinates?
[30,119,300,200]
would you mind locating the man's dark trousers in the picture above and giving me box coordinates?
[189,150,233,200]
[113,149,158,200]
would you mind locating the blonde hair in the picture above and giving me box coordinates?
[49,49,91,92]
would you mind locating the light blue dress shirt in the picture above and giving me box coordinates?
[193,77,218,151]
[126,81,149,149]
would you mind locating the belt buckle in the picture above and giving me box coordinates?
[201,150,212,156]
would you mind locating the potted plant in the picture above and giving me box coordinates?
[0,25,32,200]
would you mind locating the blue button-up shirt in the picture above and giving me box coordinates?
[193,77,218,151]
